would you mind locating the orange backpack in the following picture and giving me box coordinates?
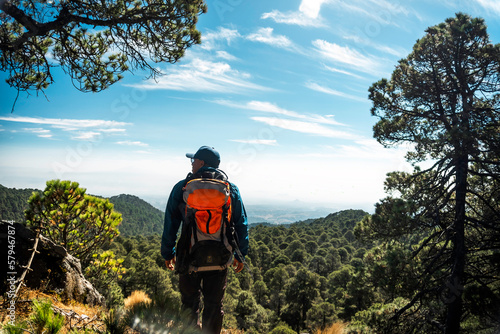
[181,169,234,272]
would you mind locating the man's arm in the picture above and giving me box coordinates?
[161,180,185,263]
[230,182,249,263]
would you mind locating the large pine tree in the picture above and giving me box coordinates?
[366,13,500,333]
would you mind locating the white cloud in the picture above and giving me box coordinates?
[129,59,270,93]
[0,116,129,130]
[216,51,238,61]
[116,140,149,147]
[72,132,102,141]
[99,128,126,133]
[262,9,326,27]
[342,33,406,57]
[306,82,367,101]
[246,27,293,48]
[214,99,345,126]
[251,116,358,139]
[474,0,500,15]
[230,139,278,146]
[201,27,240,51]
[323,65,365,79]
[312,40,382,75]
[262,0,330,27]
[22,127,53,138]
[299,0,329,18]
[0,116,130,140]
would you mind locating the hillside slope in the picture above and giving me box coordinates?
[0,185,164,236]
[108,194,164,236]
[0,184,36,222]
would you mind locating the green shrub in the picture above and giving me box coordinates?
[270,324,296,334]
[30,299,65,334]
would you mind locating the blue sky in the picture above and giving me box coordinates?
[1,0,499,213]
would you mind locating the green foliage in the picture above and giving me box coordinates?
[109,194,164,236]
[2,321,28,334]
[367,12,500,333]
[30,299,65,334]
[25,180,122,264]
[85,249,126,308]
[100,209,370,333]
[0,0,207,98]
[306,301,336,332]
[269,324,296,334]
[102,308,128,334]
[0,184,35,222]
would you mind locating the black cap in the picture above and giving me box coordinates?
[186,146,220,168]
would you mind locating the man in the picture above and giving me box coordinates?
[161,146,249,333]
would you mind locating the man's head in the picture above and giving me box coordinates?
[186,146,220,173]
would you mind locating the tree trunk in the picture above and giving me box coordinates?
[445,154,467,333]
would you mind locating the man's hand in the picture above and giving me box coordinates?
[165,257,176,271]
[232,258,244,273]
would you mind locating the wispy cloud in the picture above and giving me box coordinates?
[230,139,278,146]
[22,127,52,138]
[323,65,365,79]
[200,27,241,51]
[247,27,293,48]
[116,140,149,147]
[312,40,382,75]
[0,116,129,131]
[214,99,345,126]
[262,0,415,34]
[342,33,406,57]
[262,0,328,27]
[0,116,130,140]
[99,128,126,133]
[262,9,326,27]
[306,82,367,102]
[129,59,270,93]
[251,116,359,140]
[474,0,500,15]
[216,51,238,61]
[72,131,102,141]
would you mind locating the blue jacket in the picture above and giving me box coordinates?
[161,167,249,262]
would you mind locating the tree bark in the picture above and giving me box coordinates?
[445,153,468,333]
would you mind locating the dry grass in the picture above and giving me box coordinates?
[314,322,346,334]
[0,287,105,333]
[123,290,152,310]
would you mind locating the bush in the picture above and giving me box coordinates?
[269,324,296,334]
[30,299,65,334]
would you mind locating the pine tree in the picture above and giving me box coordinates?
[366,13,500,332]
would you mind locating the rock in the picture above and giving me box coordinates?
[0,221,104,306]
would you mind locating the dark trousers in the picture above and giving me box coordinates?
[179,269,228,334]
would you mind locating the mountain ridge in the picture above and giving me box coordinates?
[0,184,364,235]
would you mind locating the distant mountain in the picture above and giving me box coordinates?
[0,184,365,237]
[138,196,337,225]
[245,204,335,225]
[0,184,37,223]
[0,185,164,236]
[293,209,370,230]
[108,194,164,236]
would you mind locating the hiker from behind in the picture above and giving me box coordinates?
[161,146,249,334]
